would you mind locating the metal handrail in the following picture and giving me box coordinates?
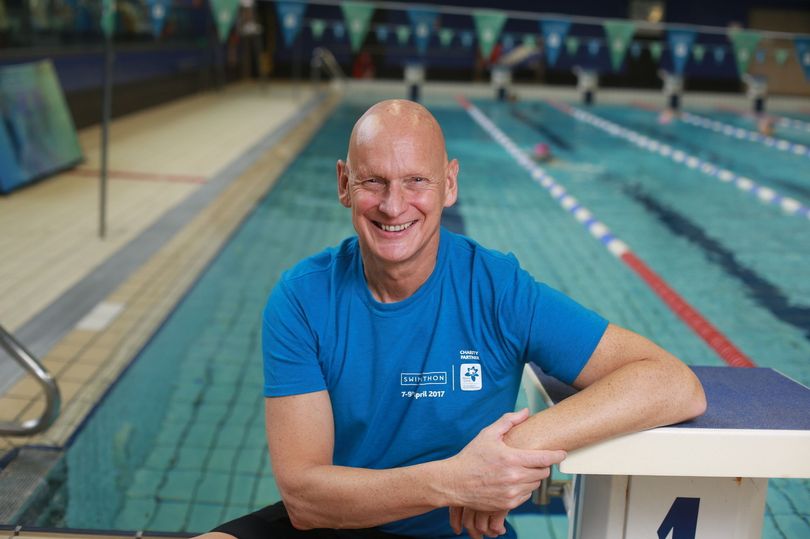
[0,325,60,436]
[311,47,346,86]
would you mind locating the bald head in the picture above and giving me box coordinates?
[347,99,448,168]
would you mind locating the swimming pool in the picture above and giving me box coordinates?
[4,95,809,537]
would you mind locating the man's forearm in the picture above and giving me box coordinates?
[504,356,706,451]
[280,460,452,530]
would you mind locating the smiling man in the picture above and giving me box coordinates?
[201,100,705,539]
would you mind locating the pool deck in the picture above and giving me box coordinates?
[0,81,340,456]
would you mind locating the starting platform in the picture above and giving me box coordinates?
[523,365,810,539]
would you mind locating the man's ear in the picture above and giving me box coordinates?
[337,160,351,208]
[443,158,459,208]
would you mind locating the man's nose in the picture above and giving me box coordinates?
[379,183,407,216]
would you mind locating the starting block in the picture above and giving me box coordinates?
[523,365,810,539]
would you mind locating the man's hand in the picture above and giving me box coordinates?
[444,409,565,521]
[449,507,508,539]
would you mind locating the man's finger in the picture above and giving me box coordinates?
[449,507,462,535]
[489,408,530,436]
[489,511,508,535]
[513,448,567,468]
[462,508,483,539]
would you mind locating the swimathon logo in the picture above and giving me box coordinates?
[400,372,447,386]
[460,364,482,391]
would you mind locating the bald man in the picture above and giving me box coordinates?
[201,100,705,539]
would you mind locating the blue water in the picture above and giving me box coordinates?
[6,97,809,537]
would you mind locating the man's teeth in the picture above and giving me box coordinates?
[380,222,413,232]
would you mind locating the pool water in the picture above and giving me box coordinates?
[8,97,810,537]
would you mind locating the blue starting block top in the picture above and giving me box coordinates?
[528,364,810,477]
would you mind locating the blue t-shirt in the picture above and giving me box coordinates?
[262,228,607,538]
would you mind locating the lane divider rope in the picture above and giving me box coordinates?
[679,111,810,160]
[457,96,755,368]
[548,101,810,221]
[775,115,810,134]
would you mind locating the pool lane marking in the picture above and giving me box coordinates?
[679,111,810,159]
[457,96,755,368]
[714,104,810,134]
[548,101,810,221]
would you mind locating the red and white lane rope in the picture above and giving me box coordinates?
[549,101,809,221]
[680,111,810,160]
[457,96,755,368]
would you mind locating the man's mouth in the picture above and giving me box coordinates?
[374,220,416,232]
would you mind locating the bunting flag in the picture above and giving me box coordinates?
[755,49,766,64]
[146,0,170,38]
[375,25,389,42]
[396,25,411,46]
[603,20,636,70]
[472,9,507,59]
[439,28,454,47]
[407,9,438,55]
[310,19,326,40]
[796,37,810,81]
[565,36,580,56]
[713,46,726,64]
[460,30,474,48]
[275,2,306,47]
[100,0,115,38]
[540,19,570,67]
[692,44,706,63]
[588,38,600,56]
[667,29,696,75]
[341,1,374,52]
[209,0,239,42]
[502,33,515,50]
[649,41,663,62]
[522,34,536,48]
[728,29,761,74]
[333,21,345,40]
[630,41,642,59]
[774,48,790,65]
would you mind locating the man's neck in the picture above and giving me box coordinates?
[361,240,440,304]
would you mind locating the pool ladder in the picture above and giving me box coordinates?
[0,325,60,436]
[311,47,346,87]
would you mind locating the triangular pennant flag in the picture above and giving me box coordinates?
[333,21,345,40]
[275,2,306,47]
[375,25,389,42]
[100,0,116,38]
[649,41,663,62]
[566,36,580,56]
[147,0,171,39]
[439,28,454,47]
[630,41,642,59]
[728,29,761,74]
[692,44,706,63]
[407,9,438,56]
[341,1,374,52]
[396,25,411,46]
[540,19,571,67]
[588,39,600,56]
[310,19,326,40]
[795,37,810,81]
[522,34,537,48]
[210,0,240,42]
[713,46,726,64]
[774,48,790,65]
[472,9,507,59]
[667,29,696,75]
[755,49,766,64]
[603,20,636,70]
[460,30,474,48]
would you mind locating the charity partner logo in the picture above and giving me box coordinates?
[460,363,482,391]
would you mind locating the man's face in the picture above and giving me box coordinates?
[337,110,458,269]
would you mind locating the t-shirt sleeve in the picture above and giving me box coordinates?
[262,279,327,397]
[498,262,608,385]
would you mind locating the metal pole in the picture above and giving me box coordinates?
[99,32,114,239]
